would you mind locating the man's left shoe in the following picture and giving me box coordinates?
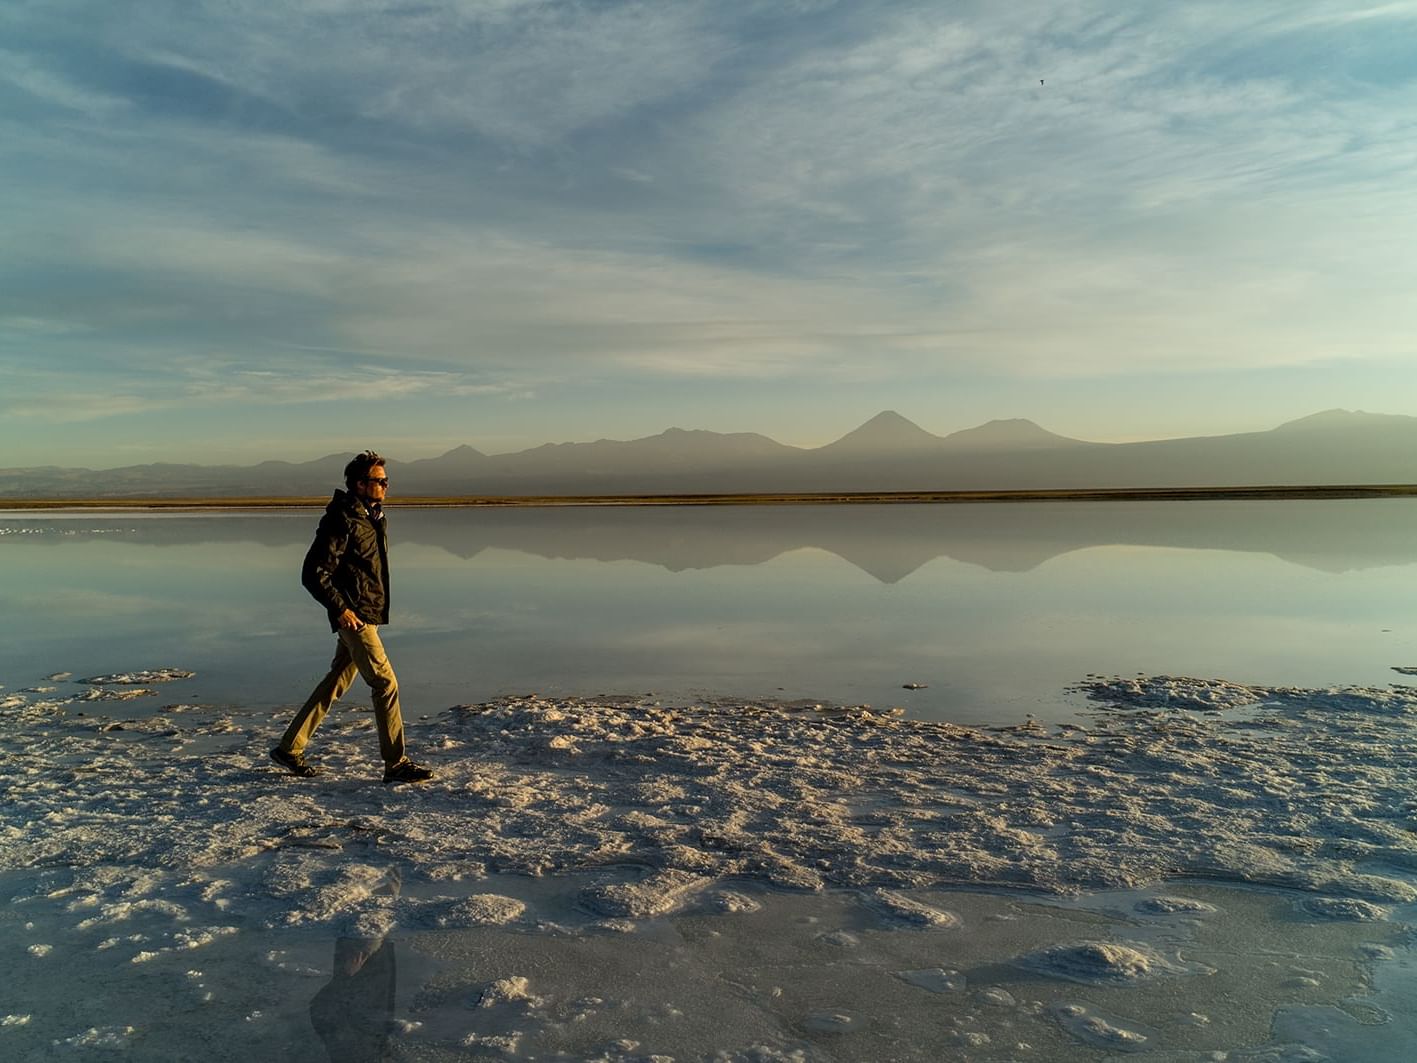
[383,758,434,785]
[270,746,320,777]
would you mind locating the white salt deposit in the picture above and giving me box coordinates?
[3,673,1417,946]
[72,687,159,701]
[711,890,762,913]
[1136,895,1220,915]
[80,669,196,685]
[578,870,712,919]
[1296,896,1389,921]
[3,668,1416,1059]
[58,1025,136,1048]
[435,893,527,927]
[476,975,542,1009]
[860,888,961,927]
[1050,1002,1152,1050]
[1016,940,1196,985]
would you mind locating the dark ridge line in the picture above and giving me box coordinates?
[5,485,1417,510]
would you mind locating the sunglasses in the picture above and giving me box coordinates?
[362,477,390,487]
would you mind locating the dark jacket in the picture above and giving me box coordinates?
[302,490,390,630]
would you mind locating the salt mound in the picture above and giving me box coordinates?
[73,687,158,701]
[1078,674,1417,717]
[578,870,711,919]
[476,975,541,1009]
[81,669,195,685]
[1296,896,1389,921]
[711,891,762,914]
[438,893,527,927]
[1051,1002,1150,1050]
[1136,895,1218,914]
[861,888,961,928]
[1072,675,1268,712]
[1016,940,1189,985]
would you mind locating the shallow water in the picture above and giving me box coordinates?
[4,499,1417,725]
[4,500,1417,1059]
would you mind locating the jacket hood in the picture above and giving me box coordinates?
[325,490,359,513]
[328,489,380,520]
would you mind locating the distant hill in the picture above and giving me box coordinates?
[815,410,947,456]
[939,418,1091,451]
[3,409,1416,498]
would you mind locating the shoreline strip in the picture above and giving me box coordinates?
[2,484,1416,510]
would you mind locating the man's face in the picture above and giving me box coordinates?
[354,464,388,503]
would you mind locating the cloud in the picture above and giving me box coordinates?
[0,47,133,116]
[3,0,1416,464]
[9,0,734,147]
[0,352,518,425]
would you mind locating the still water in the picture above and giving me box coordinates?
[5,499,1417,725]
[6,499,1417,1061]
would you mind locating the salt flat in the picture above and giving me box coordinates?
[3,669,1416,1059]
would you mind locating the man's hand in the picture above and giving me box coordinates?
[337,609,365,631]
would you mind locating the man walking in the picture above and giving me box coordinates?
[271,450,434,785]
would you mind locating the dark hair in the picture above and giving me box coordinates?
[344,450,387,489]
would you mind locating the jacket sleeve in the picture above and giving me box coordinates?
[301,511,351,615]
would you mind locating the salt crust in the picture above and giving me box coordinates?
[436,893,527,927]
[476,975,543,1009]
[1016,940,1198,984]
[1135,895,1219,915]
[81,669,196,685]
[1050,1002,1151,1050]
[1295,896,1389,922]
[2,674,1417,952]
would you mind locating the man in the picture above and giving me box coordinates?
[271,450,434,785]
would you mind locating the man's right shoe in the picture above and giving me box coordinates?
[270,746,320,777]
[383,758,434,785]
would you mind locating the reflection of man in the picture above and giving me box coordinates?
[271,450,433,785]
[310,936,398,1063]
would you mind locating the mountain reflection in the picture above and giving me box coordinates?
[6,499,1417,581]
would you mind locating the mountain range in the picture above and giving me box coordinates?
[5,409,1416,498]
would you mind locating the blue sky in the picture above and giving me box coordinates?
[4,1,1417,466]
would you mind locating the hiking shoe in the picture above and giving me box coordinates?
[270,746,320,777]
[383,758,434,785]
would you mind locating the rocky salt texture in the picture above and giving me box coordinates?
[6,672,1417,1061]
[1015,940,1202,985]
[80,668,196,685]
[3,673,1417,944]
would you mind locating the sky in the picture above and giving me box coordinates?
[4,0,1417,467]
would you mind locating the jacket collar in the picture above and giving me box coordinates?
[332,489,381,520]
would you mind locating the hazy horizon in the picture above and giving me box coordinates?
[9,406,1410,471]
[5,2,1417,466]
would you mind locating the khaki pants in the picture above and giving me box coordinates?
[280,625,406,767]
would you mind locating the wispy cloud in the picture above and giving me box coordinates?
[0,353,517,425]
[3,1,1416,460]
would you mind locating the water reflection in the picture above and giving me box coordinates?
[311,936,398,1062]
[4,501,1417,727]
[7,498,1417,576]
